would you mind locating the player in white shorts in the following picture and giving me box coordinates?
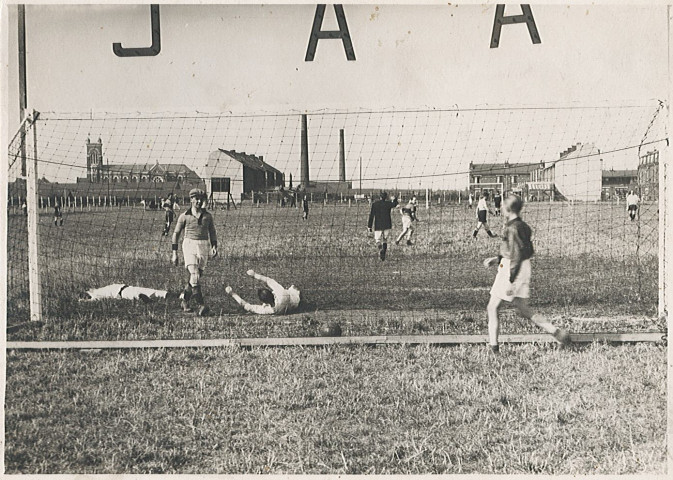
[225,269,301,315]
[80,284,177,303]
[367,191,398,261]
[483,194,571,353]
[395,198,418,246]
[171,188,218,316]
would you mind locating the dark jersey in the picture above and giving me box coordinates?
[368,198,399,231]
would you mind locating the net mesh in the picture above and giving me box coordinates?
[6,104,667,340]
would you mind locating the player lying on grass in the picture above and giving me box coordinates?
[483,194,571,353]
[368,191,399,261]
[473,191,497,239]
[79,284,178,303]
[171,188,218,316]
[225,270,301,314]
[395,197,418,246]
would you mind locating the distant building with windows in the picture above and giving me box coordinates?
[601,169,637,201]
[468,161,539,197]
[530,143,602,202]
[203,149,284,201]
[638,149,659,201]
[84,137,200,185]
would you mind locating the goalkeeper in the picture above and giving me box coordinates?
[225,269,301,315]
[171,188,218,316]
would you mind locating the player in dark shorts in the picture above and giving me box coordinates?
[493,191,502,216]
[53,200,63,226]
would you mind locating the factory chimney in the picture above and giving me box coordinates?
[300,114,310,188]
[339,129,346,182]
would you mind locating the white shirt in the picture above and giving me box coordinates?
[627,194,639,206]
[477,197,488,211]
[245,285,301,315]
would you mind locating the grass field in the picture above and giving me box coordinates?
[5,342,666,474]
[7,200,660,341]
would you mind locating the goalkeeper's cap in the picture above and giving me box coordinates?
[189,188,205,198]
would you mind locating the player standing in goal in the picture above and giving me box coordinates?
[225,269,301,314]
[171,188,218,315]
[395,197,418,246]
[368,191,399,261]
[473,192,497,238]
[483,194,571,353]
[626,190,640,221]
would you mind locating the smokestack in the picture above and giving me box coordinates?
[301,114,310,188]
[339,129,346,182]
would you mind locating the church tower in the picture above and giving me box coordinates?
[86,137,103,182]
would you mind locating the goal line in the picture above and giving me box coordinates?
[7,332,666,350]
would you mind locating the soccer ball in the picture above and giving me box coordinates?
[319,322,342,337]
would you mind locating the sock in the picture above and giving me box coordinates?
[382,243,387,252]
[192,285,204,305]
[531,314,557,335]
[182,283,193,302]
[473,230,478,237]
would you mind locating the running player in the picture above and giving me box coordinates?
[53,200,63,226]
[483,194,571,353]
[171,188,218,316]
[368,191,399,260]
[395,197,418,246]
[626,190,640,221]
[80,284,178,303]
[225,269,301,315]
[162,194,175,236]
[473,192,496,238]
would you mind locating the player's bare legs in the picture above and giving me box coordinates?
[512,297,571,344]
[486,294,502,353]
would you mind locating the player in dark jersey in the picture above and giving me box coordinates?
[171,188,218,316]
[53,200,63,226]
[368,191,399,260]
[302,195,309,220]
[162,194,175,236]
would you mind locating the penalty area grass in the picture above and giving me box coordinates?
[5,342,666,474]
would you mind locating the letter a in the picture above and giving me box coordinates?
[113,5,161,57]
[490,4,541,48]
[305,4,356,61]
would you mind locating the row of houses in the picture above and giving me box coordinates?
[469,143,659,201]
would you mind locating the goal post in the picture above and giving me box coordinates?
[26,110,42,323]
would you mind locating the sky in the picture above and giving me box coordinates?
[3,4,669,188]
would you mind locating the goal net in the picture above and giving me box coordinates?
[6,103,667,340]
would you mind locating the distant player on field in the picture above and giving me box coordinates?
[80,284,178,303]
[395,197,418,246]
[225,269,301,315]
[483,194,571,353]
[626,190,639,222]
[368,191,398,261]
[53,200,63,227]
[171,188,218,316]
[302,194,309,220]
[162,194,175,236]
[493,190,502,216]
[473,192,497,238]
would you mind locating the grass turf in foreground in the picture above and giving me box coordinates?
[5,343,666,474]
